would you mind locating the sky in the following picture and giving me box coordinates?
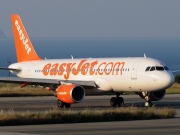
[0,0,180,38]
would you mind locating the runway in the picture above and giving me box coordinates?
[0,94,180,112]
[0,94,180,135]
[0,118,179,135]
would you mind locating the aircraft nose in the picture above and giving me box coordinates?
[161,72,174,88]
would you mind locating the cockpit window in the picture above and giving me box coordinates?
[145,66,169,72]
[156,66,164,71]
[164,66,169,71]
[145,67,150,71]
[150,66,155,71]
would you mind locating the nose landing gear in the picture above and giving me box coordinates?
[110,93,124,107]
[143,92,153,107]
[144,101,153,107]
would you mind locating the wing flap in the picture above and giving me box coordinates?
[61,80,96,87]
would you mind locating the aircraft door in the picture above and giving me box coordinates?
[131,61,141,80]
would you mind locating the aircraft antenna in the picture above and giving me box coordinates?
[71,55,74,59]
[6,58,11,77]
[144,53,147,58]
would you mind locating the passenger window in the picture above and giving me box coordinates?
[150,66,155,71]
[164,66,169,71]
[145,67,150,71]
[156,66,164,71]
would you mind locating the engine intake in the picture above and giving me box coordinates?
[57,84,85,104]
[137,89,166,101]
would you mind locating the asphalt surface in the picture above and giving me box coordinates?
[0,94,179,135]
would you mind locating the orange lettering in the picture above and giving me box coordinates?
[64,63,76,80]
[58,63,66,75]
[98,62,106,75]
[42,60,125,79]
[104,62,113,75]
[89,60,98,75]
[43,63,51,76]
[72,60,86,75]
[81,63,90,75]
[50,63,59,76]
[113,62,125,75]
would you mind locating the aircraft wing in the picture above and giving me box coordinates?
[0,77,96,87]
[171,70,180,75]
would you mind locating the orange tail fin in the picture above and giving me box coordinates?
[11,14,41,62]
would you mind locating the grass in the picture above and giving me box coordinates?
[0,107,176,126]
[166,83,180,94]
[0,83,54,96]
[0,83,179,97]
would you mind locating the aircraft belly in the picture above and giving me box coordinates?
[109,77,147,92]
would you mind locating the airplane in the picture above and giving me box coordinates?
[0,14,175,108]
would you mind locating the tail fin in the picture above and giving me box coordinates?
[11,14,41,62]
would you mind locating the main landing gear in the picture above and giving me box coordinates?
[110,93,124,107]
[57,100,71,108]
[143,92,153,107]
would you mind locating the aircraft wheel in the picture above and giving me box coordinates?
[110,97,117,107]
[64,103,71,108]
[57,100,64,108]
[144,101,153,107]
[117,97,124,107]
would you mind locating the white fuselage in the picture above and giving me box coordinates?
[9,57,174,92]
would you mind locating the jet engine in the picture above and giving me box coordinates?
[56,84,85,104]
[137,89,166,101]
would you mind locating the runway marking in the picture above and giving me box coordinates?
[61,128,180,135]
[0,132,42,135]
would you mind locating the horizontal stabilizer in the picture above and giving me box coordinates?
[0,67,21,71]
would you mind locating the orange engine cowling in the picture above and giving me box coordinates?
[57,84,85,104]
[136,89,166,101]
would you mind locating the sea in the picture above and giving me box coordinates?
[0,37,180,77]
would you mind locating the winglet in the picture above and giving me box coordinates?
[11,14,41,62]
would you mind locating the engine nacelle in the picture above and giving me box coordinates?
[57,84,85,104]
[137,89,166,101]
